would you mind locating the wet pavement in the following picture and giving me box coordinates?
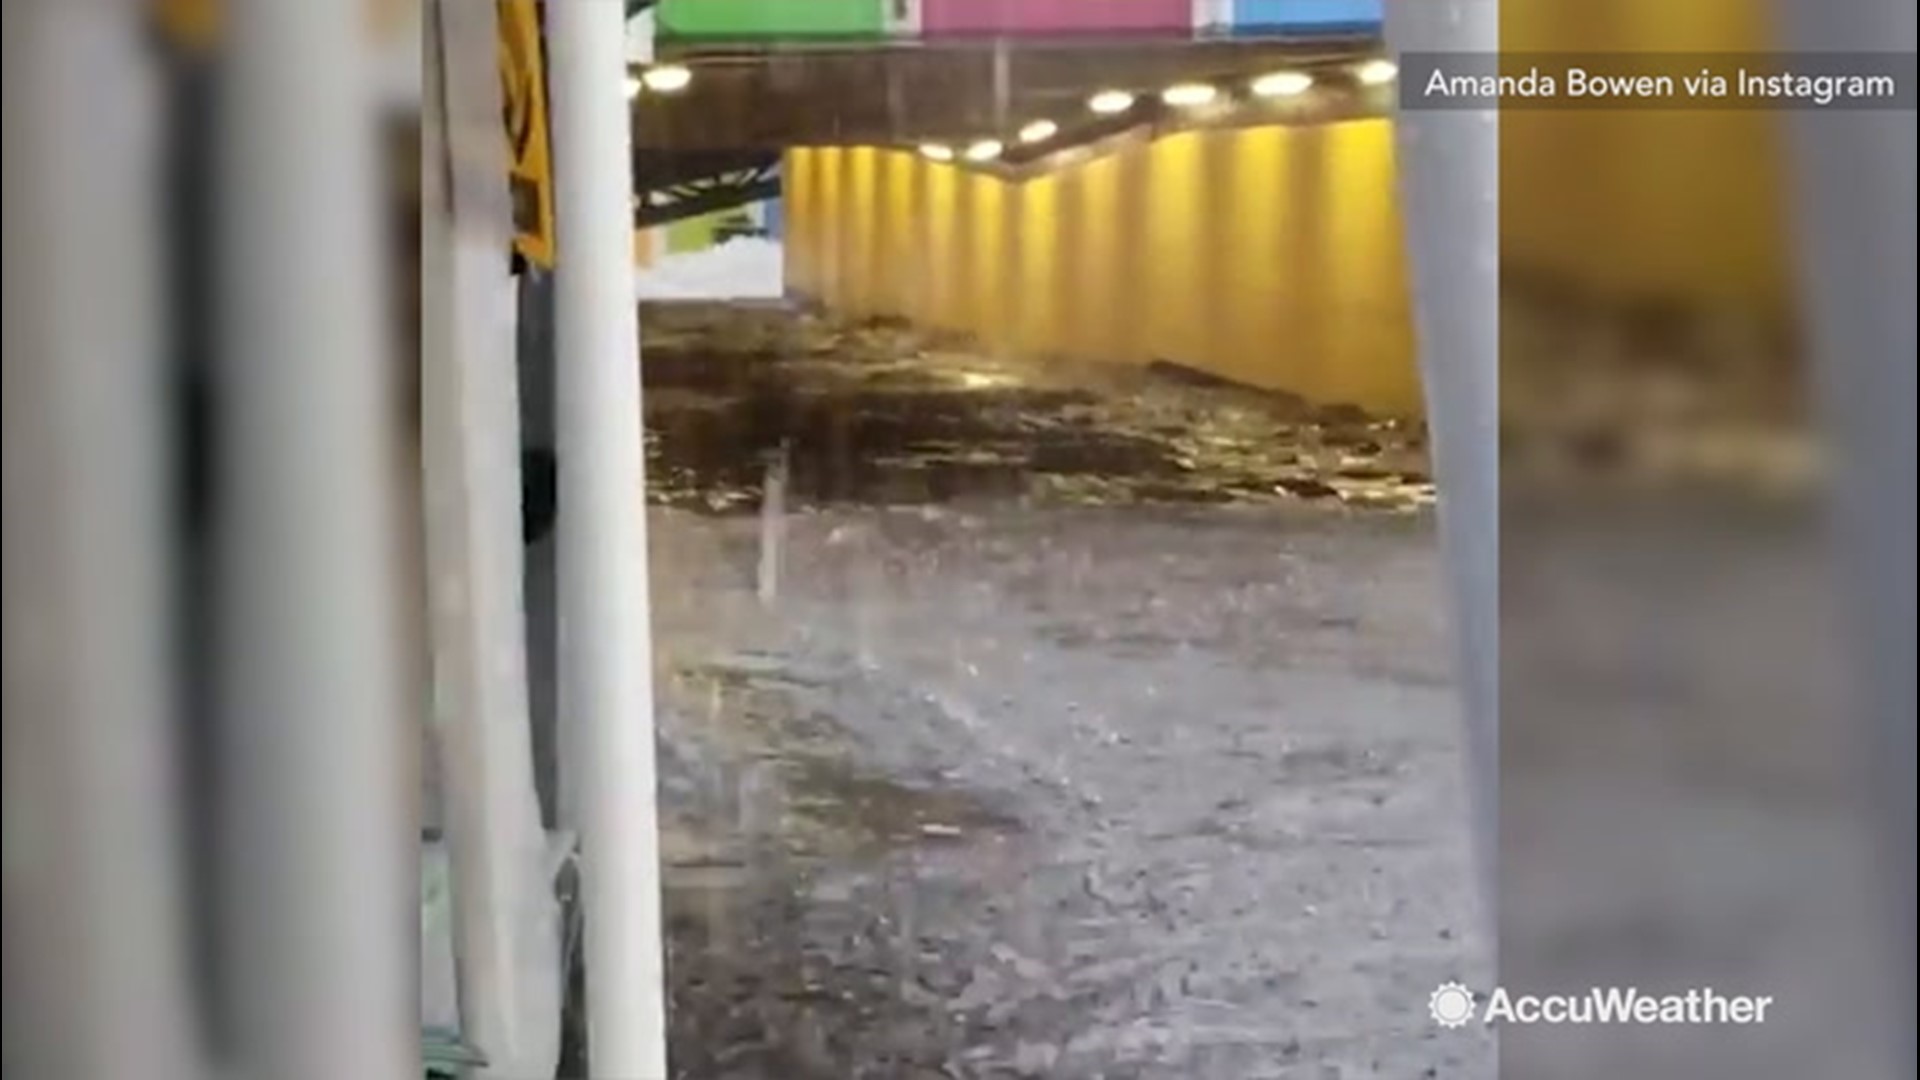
[567,303,1488,1078]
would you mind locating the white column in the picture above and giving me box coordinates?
[420,1,562,1074]
[1379,0,1500,926]
[1,4,200,1078]
[1771,2,1916,1071]
[216,0,412,1076]
[546,1,671,1077]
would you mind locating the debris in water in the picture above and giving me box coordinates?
[637,304,1435,514]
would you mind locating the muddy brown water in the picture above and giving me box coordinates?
[634,324,1427,514]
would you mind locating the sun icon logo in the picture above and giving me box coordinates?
[1429,981,1477,1028]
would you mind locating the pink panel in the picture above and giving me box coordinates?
[920,0,1194,35]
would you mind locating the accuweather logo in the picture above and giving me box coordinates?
[1429,982,1479,1027]
[1428,983,1776,1027]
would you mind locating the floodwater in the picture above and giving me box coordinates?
[558,303,1488,1079]
[636,304,1436,515]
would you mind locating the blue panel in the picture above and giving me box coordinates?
[763,194,783,241]
[1232,0,1381,34]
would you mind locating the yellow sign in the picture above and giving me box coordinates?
[156,0,554,267]
[156,0,410,53]
[497,0,556,268]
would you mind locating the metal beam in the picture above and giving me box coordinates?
[547,0,671,1074]
[636,176,781,228]
[1380,0,1498,934]
[632,147,781,189]
[1772,2,1916,1073]
[2,4,202,1078]
[420,1,562,1075]
[216,0,413,1074]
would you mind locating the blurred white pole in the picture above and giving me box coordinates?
[759,444,789,605]
[420,1,562,1074]
[547,0,671,1076]
[1,4,200,1079]
[217,0,412,1076]
[1380,0,1500,930]
[1772,1,1916,1071]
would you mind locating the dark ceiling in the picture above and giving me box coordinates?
[628,37,1387,150]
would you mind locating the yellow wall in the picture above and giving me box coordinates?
[1501,0,1793,311]
[786,120,1423,417]
[788,0,1797,417]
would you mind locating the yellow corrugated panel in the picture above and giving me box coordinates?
[783,123,1421,417]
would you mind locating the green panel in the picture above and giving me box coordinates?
[657,0,887,40]
[666,211,721,254]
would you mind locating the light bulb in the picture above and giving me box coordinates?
[642,64,693,93]
[1251,71,1314,98]
[1161,83,1218,107]
[1355,59,1397,86]
[964,139,1004,162]
[1018,119,1058,144]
